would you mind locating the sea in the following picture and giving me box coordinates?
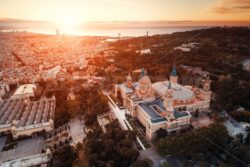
[1,20,249,37]
[0,26,211,37]
[0,21,214,37]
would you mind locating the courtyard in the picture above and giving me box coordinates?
[69,118,86,146]
[0,136,43,163]
[191,113,214,129]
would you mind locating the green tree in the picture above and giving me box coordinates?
[72,159,87,167]
[132,159,152,167]
[155,128,167,139]
[156,123,230,156]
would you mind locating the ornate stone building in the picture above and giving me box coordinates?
[113,66,212,140]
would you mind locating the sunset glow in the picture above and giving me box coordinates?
[57,17,81,30]
[1,0,250,166]
[0,0,250,23]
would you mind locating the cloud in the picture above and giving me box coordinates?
[213,0,250,14]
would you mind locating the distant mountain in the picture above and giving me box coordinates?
[0,18,54,30]
[0,18,48,23]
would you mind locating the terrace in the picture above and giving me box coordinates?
[0,136,44,164]
[126,118,151,150]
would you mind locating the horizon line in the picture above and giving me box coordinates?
[1,17,250,23]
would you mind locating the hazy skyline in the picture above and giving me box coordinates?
[0,0,250,23]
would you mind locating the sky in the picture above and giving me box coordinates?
[0,0,250,22]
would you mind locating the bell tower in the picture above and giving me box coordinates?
[163,82,175,118]
[203,75,211,92]
[126,74,133,88]
[170,65,178,84]
[201,75,212,100]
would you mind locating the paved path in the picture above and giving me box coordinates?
[213,99,247,137]
[166,156,185,167]
[139,147,164,167]
[0,136,43,163]
[69,118,86,146]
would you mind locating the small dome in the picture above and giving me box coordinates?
[126,74,132,81]
[139,75,151,85]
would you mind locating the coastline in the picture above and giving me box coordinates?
[0,26,210,37]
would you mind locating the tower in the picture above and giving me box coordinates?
[170,65,178,84]
[203,75,211,91]
[201,75,212,101]
[140,68,146,79]
[163,82,175,118]
[126,74,133,88]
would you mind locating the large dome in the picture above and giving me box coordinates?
[139,75,151,85]
[152,81,194,102]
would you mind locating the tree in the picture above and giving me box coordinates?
[132,158,152,167]
[128,131,137,141]
[67,97,82,117]
[72,159,87,167]
[52,146,77,167]
[245,133,250,145]
[194,110,199,118]
[156,123,230,156]
[85,120,139,167]
[161,161,171,167]
[155,128,167,139]
[84,92,109,126]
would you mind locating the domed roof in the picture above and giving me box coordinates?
[139,75,151,85]
[152,81,194,101]
[139,68,151,85]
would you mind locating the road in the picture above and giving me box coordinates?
[213,99,245,131]
[139,147,164,167]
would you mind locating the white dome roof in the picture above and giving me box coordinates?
[152,81,194,101]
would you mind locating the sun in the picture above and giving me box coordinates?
[58,17,81,29]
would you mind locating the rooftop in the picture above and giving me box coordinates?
[13,84,36,96]
[0,97,55,127]
[0,137,44,164]
[118,82,139,94]
[152,81,194,101]
[138,99,189,124]
[0,153,50,167]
